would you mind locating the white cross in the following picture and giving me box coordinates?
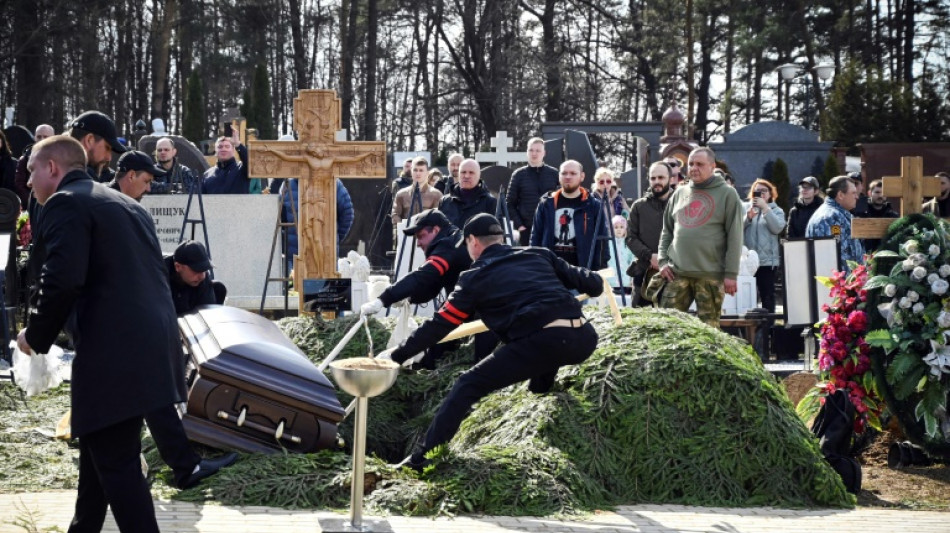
[474,130,529,167]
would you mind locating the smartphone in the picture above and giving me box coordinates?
[223,123,234,137]
[753,191,763,198]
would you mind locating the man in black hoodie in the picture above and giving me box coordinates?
[863,179,899,252]
[786,176,823,239]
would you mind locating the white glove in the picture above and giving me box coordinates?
[360,298,385,317]
[376,348,395,361]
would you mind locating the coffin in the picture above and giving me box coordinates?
[178,305,344,453]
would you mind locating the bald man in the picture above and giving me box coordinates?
[438,158,498,229]
[530,159,608,269]
[14,124,57,207]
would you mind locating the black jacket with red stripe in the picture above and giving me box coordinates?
[378,226,470,307]
[390,244,604,363]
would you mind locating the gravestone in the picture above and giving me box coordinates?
[141,194,285,309]
[247,90,387,313]
[474,131,528,167]
[710,121,834,199]
[479,165,513,196]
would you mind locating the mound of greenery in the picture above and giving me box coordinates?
[179,309,851,513]
[3,308,853,514]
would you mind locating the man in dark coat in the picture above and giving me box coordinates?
[626,161,673,305]
[438,159,498,229]
[166,240,219,314]
[18,136,180,532]
[202,130,249,194]
[380,214,603,472]
[506,137,559,245]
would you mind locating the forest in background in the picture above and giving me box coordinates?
[2,0,949,163]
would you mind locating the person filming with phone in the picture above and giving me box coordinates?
[742,179,785,317]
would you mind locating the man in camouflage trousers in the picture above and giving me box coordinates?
[657,147,744,327]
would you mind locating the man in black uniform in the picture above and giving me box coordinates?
[380,214,603,471]
[167,240,220,315]
[361,208,492,367]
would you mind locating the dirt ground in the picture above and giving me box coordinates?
[857,428,950,510]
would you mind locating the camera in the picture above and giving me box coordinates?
[753,191,764,198]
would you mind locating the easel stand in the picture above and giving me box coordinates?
[387,185,423,317]
[494,185,516,246]
[587,193,627,306]
[179,180,213,279]
[259,180,298,314]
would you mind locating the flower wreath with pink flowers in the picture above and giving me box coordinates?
[798,262,885,435]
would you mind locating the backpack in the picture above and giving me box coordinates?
[811,389,862,494]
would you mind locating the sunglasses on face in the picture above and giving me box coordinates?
[597,179,613,185]
[666,161,680,167]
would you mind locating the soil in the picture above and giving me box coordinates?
[782,372,950,511]
[857,428,950,510]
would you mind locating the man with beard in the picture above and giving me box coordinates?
[152,137,200,193]
[435,153,464,194]
[862,178,899,252]
[924,172,950,216]
[360,208,493,367]
[67,110,127,182]
[658,147,743,327]
[530,159,608,269]
[626,161,673,306]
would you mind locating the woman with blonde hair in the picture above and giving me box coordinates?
[591,167,629,218]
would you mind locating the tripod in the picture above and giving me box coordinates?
[494,185,516,246]
[586,192,628,306]
[387,183,423,317]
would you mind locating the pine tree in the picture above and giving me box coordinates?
[770,158,790,213]
[252,64,275,140]
[821,154,839,191]
[182,71,206,145]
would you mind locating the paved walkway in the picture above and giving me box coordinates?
[1,491,947,533]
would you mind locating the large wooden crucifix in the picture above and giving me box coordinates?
[247,90,386,311]
[852,157,940,239]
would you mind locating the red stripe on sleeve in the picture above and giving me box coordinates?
[427,256,449,275]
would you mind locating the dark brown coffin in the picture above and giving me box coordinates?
[178,305,344,453]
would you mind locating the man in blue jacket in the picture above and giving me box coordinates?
[282,178,354,272]
[530,159,608,269]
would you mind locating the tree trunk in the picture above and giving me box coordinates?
[288,0,308,90]
[902,0,914,86]
[151,0,178,124]
[363,0,379,140]
[13,0,47,127]
[339,0,359,132]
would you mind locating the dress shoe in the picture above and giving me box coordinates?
[393,453,430,473]
[178,452,238,489]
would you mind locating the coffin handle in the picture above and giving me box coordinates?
[216,410,302,444]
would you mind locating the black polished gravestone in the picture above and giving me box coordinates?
[339,177,394,270]
[480,165,513,195]
[3,126,34,158]
[542,130,599,189]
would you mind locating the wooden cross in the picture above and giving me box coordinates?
[851,157,940,239]
[247,90,386,311]
[474,130,528,167]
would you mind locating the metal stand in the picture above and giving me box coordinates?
[178,178,213,279]
[494,185,515,246]
[259,181,298,314]
[326,358,399,533]
[586,193,627,305]
[802,327,816,372]
[387,184,423,317]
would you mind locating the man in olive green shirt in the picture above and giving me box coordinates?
[657,147,744,327]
